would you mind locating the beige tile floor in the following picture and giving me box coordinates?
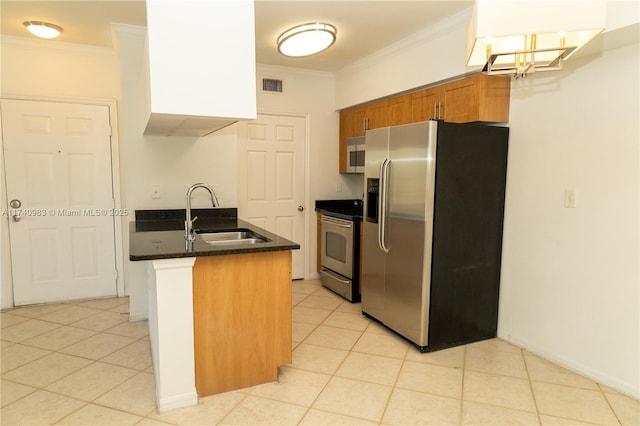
[1,279,638,425]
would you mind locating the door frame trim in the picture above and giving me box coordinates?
[0,95,125,305]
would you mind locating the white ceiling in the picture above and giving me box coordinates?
[0,1,472,72]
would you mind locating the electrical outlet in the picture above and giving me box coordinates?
[151,185,161,199]
[336,182,343,193]
[564,189,577,208]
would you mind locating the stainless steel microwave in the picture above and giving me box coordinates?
[346,137,365,174]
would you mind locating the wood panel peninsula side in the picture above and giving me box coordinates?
[192,250,293,396]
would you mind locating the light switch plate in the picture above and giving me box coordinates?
[564,189,577,208]
[151,185,161,199]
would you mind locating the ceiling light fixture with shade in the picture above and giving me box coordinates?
[277,22,336,57]
[23,21,63,39]
[466,0,606,78]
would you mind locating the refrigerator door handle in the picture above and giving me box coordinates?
[378,158,387,251]
[377,160,385,252]
[379,159,391,253]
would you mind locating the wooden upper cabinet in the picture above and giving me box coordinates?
[338,74,511,173]
[411,86,442,122]
[339,105,369,173]
[388,94,413,126]
[366,100,388,129]
[441,74,511,123]
[338,109,353,173]
[354,107,367,136]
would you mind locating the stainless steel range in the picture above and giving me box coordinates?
[316,200,362,302]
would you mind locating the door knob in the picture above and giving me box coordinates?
[298,205,304,212]
[9,199,21,222]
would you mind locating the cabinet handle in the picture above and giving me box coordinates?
[364,117,369,131]
[433,103,437,120]
[439,102,444,119]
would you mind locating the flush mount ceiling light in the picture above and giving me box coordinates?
[466,0,606,78]
[277,22,336,57]
[23,21,63,39]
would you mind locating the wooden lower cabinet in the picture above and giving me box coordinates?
[192,251,292,396]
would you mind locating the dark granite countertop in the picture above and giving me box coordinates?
[129,208,300,261]
[315,199,363,221]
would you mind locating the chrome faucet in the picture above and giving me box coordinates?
[185,183,219,241]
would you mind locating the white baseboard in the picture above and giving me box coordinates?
[157,391,198,413]
[497,328,639,400]
[128,313,148,322]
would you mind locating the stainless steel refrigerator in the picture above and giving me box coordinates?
[362,120,509,352]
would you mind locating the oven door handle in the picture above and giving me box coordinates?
[321,267,351,284]
[321,216,353,228]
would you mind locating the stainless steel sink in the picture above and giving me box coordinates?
[197,230,269,246]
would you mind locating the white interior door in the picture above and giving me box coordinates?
[2,99,117,305]
[238,114,306,279]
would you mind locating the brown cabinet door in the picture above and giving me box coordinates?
[442,74,510,123]
[442,79,480,123]
[354,107,367,136]
[338,74,510,173]
[411,87,442,122]
[366,100,388,129]
[388,93,412,126]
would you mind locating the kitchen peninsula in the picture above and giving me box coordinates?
[129,208,299,412]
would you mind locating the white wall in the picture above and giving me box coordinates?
[256,65,363,280]
[0,107,8,308]
[500,42,639,398]
[114,26,241,319]
[0,31,241,314]
[257,65,361,200]
[0,29,351,315]
[117,35,353,316]
[0,36,122,309]
[334,13,639,398]
[335,9,472,109]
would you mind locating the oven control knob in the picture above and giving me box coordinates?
[298,205,304,211]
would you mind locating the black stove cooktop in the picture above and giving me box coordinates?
[315,199,363,220]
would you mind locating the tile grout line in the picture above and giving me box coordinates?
[1,299,130,348]
[294,284,379,424]
[1,298,158,422]
[522,347,543,425]
[377,333,411,425]
[296,287,358,424]
[458,343,467,426]
[598,382,624,426]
